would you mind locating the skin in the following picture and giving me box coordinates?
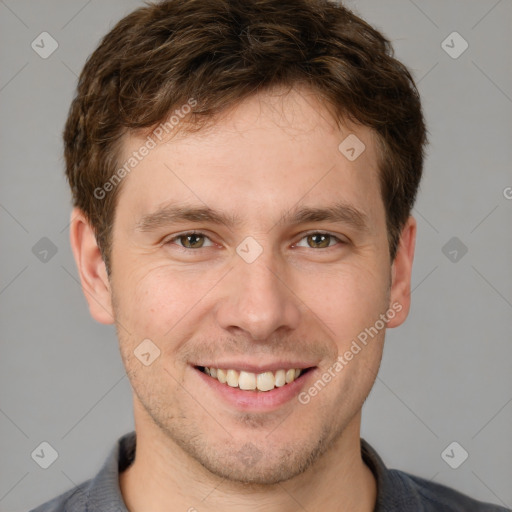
[70,85,416,512]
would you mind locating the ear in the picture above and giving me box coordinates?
[386,215,416,328]
[69,207,115,325]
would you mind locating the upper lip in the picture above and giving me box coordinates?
[193,361,317,373]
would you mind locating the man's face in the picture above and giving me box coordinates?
[83,86,412,484]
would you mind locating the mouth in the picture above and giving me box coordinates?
[194,365,315,392]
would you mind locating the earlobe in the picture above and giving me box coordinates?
[386,216,416,328]
[69,207,115,325]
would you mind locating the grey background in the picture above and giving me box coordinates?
[0,0,511,510]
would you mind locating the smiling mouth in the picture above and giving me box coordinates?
[195,366,314,392]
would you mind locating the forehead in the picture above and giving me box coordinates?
[114,86,384,231]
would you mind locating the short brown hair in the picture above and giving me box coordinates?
[64,0,427,276]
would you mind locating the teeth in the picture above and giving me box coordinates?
[274,369,286,387]
[217,368,227,383]
[257,371,275,391]
[238,371,256,390]
[201,366,304,392]
[226,369,239,387]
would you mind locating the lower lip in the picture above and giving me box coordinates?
[192,366,316,412]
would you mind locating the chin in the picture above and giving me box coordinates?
[177,428,334,486]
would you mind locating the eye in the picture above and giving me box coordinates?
[295,231,345,249]
[165,231,214,249]
[164,230,346,251]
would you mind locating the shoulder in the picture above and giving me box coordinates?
[391,468,511,511]
[28,431,135,512]
[28,478,93,512]
[360,438,509,512]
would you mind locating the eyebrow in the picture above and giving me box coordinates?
[135,201,370,233]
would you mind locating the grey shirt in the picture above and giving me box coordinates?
[30,430,510,511]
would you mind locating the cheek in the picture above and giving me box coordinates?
[132,276,185,336]
[113,249,390,343]
[118,264,217,342]
[298,262,389,335]
[111,265,173,338]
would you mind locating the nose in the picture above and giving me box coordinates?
[215,246,301,342]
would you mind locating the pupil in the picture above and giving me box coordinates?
[186,234,202,248]
[310,234,328,248]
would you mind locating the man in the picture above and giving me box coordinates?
[31,0,509,510]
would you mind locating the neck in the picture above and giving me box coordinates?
[120,405,376,512]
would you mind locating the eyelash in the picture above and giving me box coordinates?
[163,230,346,251]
